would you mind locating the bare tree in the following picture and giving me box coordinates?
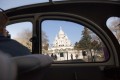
[42,31,49,53]
[14,29,32,51]
[14,29,49,53]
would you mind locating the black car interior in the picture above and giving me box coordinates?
[0,0,120,80]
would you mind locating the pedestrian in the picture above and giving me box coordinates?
[71,54,73,60]
[75,54,78,59]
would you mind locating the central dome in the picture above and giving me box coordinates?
[59,27,64,35]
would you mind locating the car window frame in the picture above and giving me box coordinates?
[38,12,118,66]
[5,1,120,67]
[6,16,35,52]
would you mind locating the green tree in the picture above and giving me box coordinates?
[74,42,80,50]
[74,27,104,62]
[91,40,102,51]
[74,27,94,61]
[79,27,92,50]
[74,27,92,51]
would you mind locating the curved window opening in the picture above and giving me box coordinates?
[40,20,109,63]
[106,16,120,44]
[6,22,32,52]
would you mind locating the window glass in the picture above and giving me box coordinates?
[6,22,32,51]
[106,16,120,44]
[41,20,109,62]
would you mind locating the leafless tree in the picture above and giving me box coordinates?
[14,29,32,51]
[42,31,49,52]
[14,29,49,52]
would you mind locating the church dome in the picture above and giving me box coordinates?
[52,27,73,48]
[59,27,64,35]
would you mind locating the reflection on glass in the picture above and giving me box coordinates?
[41,20,109,62]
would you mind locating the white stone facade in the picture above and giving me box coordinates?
[47,27,83,61]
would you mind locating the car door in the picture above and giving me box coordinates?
[37,2,120,80]
[6,1,120,80]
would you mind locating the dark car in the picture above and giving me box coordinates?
[0,0,120,80]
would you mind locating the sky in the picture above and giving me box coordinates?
[1,0,120,45]
[0,0,49,10]
[6,22,32,39]
[0,0,84,45]
[0,0,66,10]
[0,0,46,38]
[42,20,84,45]
[6,20,84,45]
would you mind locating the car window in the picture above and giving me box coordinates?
[6,22,32,52]
[106,16,120,44]
[40,20,109,63]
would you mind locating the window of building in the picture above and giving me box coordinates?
[60,52,64,57]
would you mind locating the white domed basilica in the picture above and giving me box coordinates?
[52,27,73,50]
[47,27,83,61]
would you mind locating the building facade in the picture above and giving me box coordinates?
[47,27,83,61]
